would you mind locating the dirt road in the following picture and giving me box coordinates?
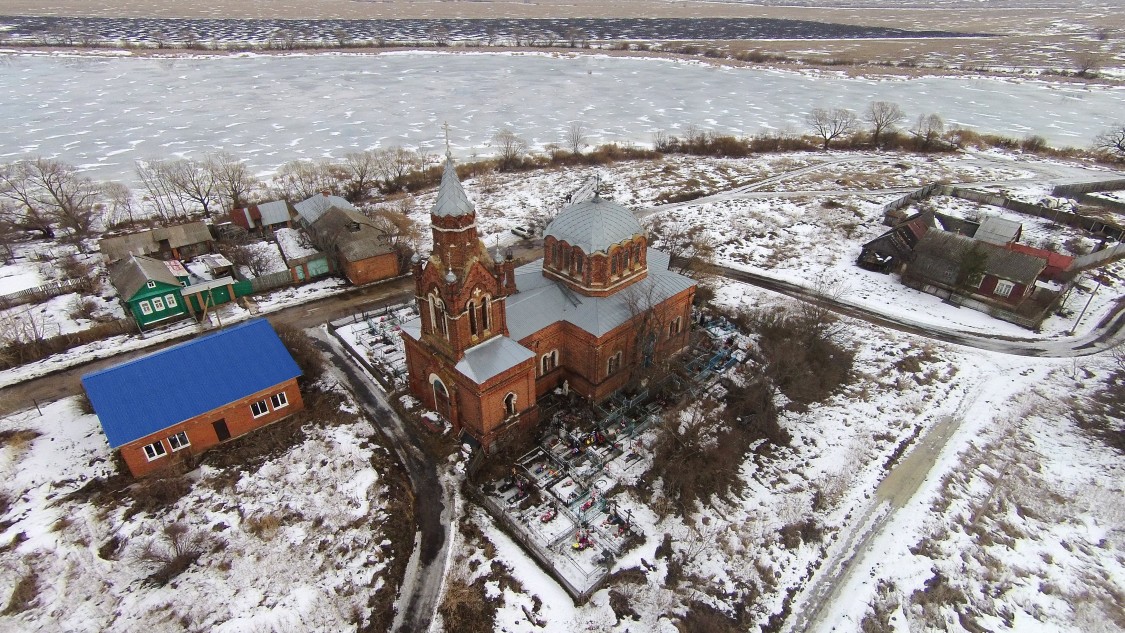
[0,276,412,417]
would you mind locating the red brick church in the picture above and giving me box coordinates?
[401,153,696,449]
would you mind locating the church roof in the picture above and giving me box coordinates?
[430,155,476,218]
[454,336,535,384]
[544,195,643,254]
[506,249,694,340]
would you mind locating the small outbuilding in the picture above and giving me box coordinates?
[308,207,401,286]
[230,200,297,233]
[82,319,304,477]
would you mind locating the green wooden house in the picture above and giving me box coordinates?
[109,255,191,330]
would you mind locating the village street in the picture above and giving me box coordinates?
[1,160,1122,631]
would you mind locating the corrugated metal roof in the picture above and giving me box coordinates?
[82,319,302,448]
[182,276,235,294]
[506,249,694,340]
[109,255,183,300]
[544,196,643,254]
[454,335,535,384]
[975,216,1022,245]
[430,156,476,218]
[912,231,1046,286]
[99,221,213,261]
[294,193,357,225]
[309,207,395,262]
[257,200,295,226]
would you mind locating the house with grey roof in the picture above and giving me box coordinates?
[229,200,296,233]
[974,216,1023,246]
[108,255,191,330]
[307,207,402,285]
[294,192,358,227]
[903,231,1055,327]
[99,222,214,263]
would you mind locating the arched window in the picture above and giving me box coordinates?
[562,247,571,272]
[468,300,478,337]
[623,247,630,271]
[607,351,622,377]
[504,392,518,417]
[575,254,584,275]
[480,296,490,332]
[431,375,451,420]
[610,252,618,276]
[551,242,558,266]
[541,349,558,376]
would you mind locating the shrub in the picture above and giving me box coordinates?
[2,569,38,615]
[272,321,325,383]
[137,522,204,586]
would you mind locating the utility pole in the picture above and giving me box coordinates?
[1070,275,1101,335]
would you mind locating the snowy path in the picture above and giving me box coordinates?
[786,381,988,633]
[311,326,454,633]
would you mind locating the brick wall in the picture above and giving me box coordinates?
[343,252,400,286]
[118,378,304,477]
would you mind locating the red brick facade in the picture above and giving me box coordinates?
[342,251,400,286]
[402,159,695,451]
[118,377,304,477]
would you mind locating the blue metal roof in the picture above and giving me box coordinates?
[82,319,302,448]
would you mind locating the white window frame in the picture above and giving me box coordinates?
[152,296,166,311]
[669,316,682,338]
[270,392,289,410]
[251,399,269,418]
[541,349,558,376]
[139,300,153,315]
[994,279,1015,298]
[146,280,156,289]
[143,440,167,461]
[167,431,190,452]
[165,294,178,308]
[504,392,518,418]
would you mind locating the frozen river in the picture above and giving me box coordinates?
[1,51,1121,181]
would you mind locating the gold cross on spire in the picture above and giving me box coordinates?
[442,121,452,158]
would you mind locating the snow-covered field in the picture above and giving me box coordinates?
[0,386,407,632]
[1,52,1123,184]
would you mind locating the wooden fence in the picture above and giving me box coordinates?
[884,183,1125,240]
[0,278,89,310]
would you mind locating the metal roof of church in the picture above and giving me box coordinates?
[82,319,302,448]
[430,156,476,218]
[544,195,644,254]
[454,335,535,384]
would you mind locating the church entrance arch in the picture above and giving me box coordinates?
[430,374,451,421]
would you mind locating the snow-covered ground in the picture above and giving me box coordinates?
[1,52,1123,184]
[0,385,406,632]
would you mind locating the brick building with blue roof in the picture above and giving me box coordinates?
[82,319,304,477]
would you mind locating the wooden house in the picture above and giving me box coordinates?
[230,200,296,234]
[308,207,402,286]
[99,221,215,263]
[904,232,1047,307]
[109,255,191,330]
[81,319,304,477]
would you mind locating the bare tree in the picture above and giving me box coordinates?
[565,122,588,154]
[270,159,344,201]
[865,101,905,148]
[912,113,945,150]
[0,162,54,238]
[207,151,258,211]
[342,150,380,202]
[135,159,189,221]
[373,147,420,193]
[101,181,136,228]
[492,128,528,171]
[24,158,103,242]
[1093,124,1125,161]
[806,107,858,150]
[165,158,219,217]
[1073,50,1103,78]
